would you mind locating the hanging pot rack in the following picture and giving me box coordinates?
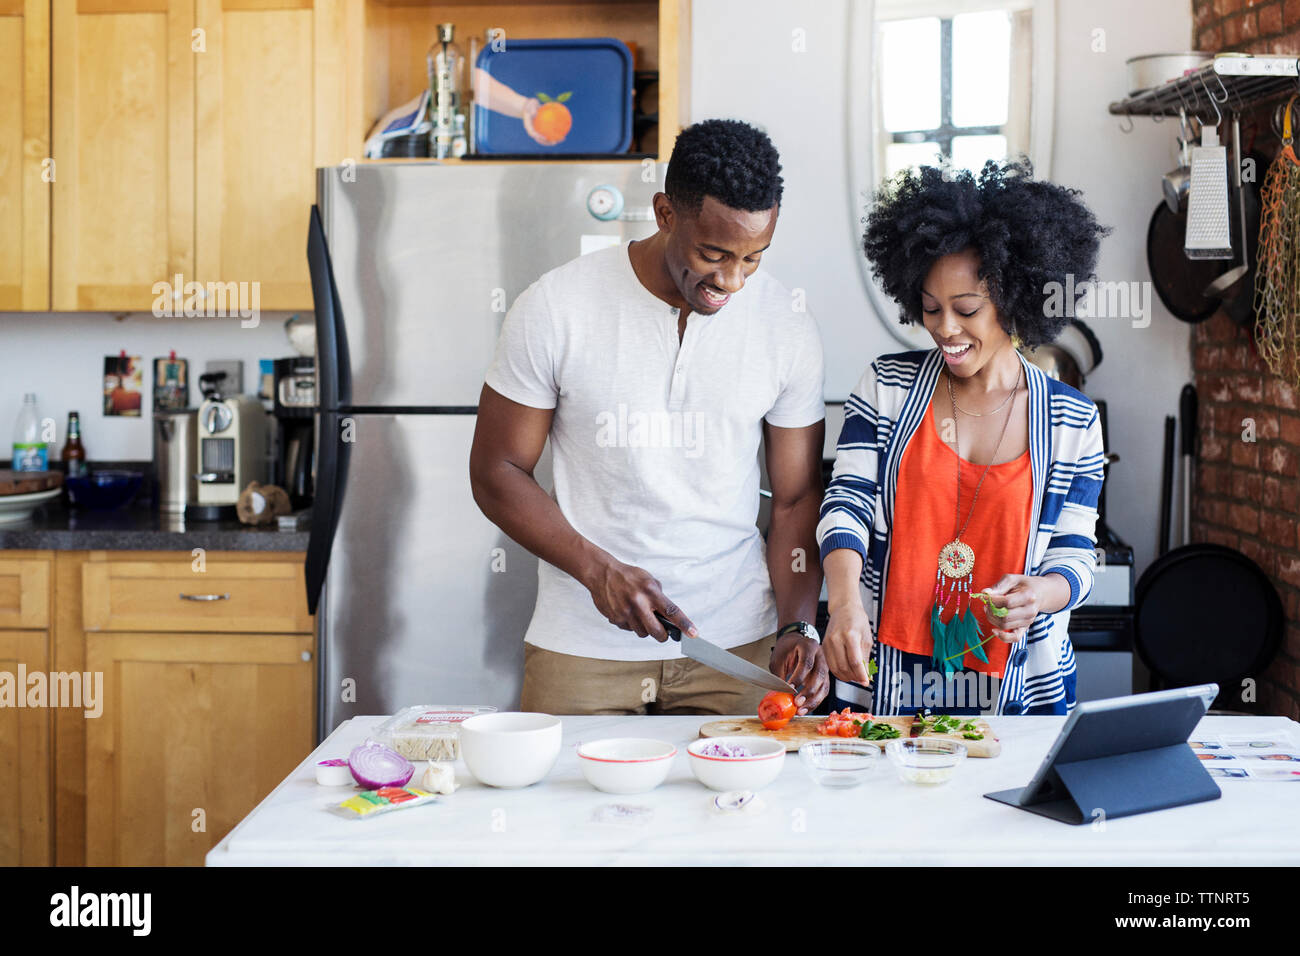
[1109,54,1300,131]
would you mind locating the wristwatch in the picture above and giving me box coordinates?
[776,621,820,644]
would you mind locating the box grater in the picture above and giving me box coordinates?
[1184,126,1232,259]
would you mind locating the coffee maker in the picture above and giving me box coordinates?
[273,357,315,508]
[192,371,268,520]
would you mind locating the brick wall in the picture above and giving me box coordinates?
[1191,0,1300,719]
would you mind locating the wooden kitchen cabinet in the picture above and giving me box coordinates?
[82,556,313,633]
[0,630,53,866]
[0,0,50,310]
[0,554,51,629]
[50,0,353,312]
[85,629,314,866]
[33,549,314,866]
[193,0,353,309]
[40,0,689,313]
[51,0,195,311]
[359,0,690,160]
[0,551,54,866]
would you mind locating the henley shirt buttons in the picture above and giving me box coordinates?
[1004,700,1024,715]
[1012,648,1028,667]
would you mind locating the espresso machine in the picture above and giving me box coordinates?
[192,371,269,520]
[273,357,316,508]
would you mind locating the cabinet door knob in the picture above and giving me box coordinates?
[178,592,230,602]
[300,651,312,662]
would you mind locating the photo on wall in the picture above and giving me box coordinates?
[103,354,143,417]
[153,355,188,412]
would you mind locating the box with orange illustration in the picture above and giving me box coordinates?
[472,38,633,155]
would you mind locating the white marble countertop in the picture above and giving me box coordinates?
[206,715,1300,866]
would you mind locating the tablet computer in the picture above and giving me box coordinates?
[984,684,1221,824]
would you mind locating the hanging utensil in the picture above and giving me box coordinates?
[1158,415,1175,557]
[1147,200,1229,323]
[1204,113,1250,295]
[1178,384,1198,548]
[1254,94,1300,387]
[1163,108,1194,214]
[1185,114,1233,260]
[1224,147,1266,328]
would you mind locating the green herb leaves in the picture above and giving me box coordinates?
[857,719,902,741]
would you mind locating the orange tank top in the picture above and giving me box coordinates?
[876,397,1033,675]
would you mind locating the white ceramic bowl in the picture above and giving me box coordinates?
[459,712,563,788]
[686,736,786,792]
[577,738,677,794]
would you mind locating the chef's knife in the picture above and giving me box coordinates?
[654,612,797,695]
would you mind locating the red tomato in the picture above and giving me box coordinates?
[758,691,797,730]
[818,708,875,737]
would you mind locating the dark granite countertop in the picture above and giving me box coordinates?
[0,501,311,552]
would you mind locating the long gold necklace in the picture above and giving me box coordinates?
[930,364,1023,673]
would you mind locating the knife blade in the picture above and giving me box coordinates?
[654,612,797,695]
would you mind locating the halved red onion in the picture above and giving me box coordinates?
[348,741,414,789]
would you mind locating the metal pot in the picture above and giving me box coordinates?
[1126,52,1212,95]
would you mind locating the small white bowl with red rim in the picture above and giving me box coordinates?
[577,738,677,793]
[686,736,786,791]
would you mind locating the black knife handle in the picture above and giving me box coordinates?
[653,611,682,642]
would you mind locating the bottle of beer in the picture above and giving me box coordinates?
[62,411,87,478]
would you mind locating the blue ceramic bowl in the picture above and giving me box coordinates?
[65,470,143,510]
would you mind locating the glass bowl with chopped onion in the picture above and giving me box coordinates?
[884,738,968,785]
[798,740,881,788]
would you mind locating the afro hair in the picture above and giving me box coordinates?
[665,119,784,214]
[862,158,1109,347]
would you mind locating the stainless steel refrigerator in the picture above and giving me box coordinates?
[306,162,661,740]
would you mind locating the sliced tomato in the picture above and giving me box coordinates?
[818,708,875,737]
[758,691,797,730]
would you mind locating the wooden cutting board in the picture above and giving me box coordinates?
[699,714,1001,757]
[0,470,63,496]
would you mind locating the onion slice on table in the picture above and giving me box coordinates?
[348,740,415,789]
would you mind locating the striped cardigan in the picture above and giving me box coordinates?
[817,349,1106,715]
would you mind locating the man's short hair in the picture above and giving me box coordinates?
[664,119,784,214]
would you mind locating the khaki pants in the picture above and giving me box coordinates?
[519,634,777,716]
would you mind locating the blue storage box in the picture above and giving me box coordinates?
[473,37,634,155]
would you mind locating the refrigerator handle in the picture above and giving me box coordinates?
[307,204,351,412]
[304,203,353,616]
[304,410,350,615]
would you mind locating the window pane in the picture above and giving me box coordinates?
[880,18,940,132]
[951,134,1008,173]
[952,10,1010,128]
[886,141,942,178]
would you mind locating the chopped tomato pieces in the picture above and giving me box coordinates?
[816,707,875,737]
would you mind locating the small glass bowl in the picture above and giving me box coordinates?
[798,740,881,788]
[884,738,967,785]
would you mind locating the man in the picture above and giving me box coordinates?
[469,118,829,716]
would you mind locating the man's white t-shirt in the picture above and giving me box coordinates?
[484,242,825,661]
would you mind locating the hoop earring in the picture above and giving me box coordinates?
[1010,320,1023,352]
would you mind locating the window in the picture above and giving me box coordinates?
[875,0,1034,179]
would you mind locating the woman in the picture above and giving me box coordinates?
[818,159,1109,716]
